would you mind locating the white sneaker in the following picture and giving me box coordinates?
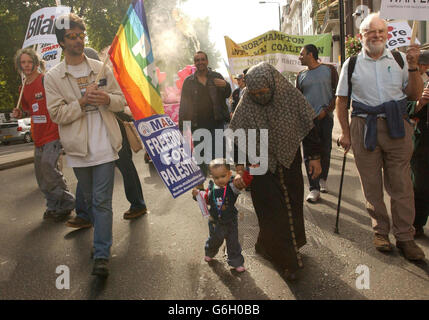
[306,190,321,203]
[319,179,328,193]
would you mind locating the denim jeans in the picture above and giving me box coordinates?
[304,116,333,191]
[73,161,115,260]
[205,218,244,268]
[75,137,145,218]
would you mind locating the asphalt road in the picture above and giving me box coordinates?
[0,144,428,300]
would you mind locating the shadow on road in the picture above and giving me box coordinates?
[205,260,270,300]
[285,253,368,300]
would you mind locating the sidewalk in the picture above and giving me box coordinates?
[0,150,34,171]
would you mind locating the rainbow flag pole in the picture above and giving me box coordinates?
[108,0,164,120]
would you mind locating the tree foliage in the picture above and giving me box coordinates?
[0,0,220,112]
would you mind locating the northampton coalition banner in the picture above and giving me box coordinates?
[22,6,70,48]
[380,0,429,21]
[225,31,332,74]
[135,114,205,199]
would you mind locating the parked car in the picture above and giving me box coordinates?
[0,118,32,145]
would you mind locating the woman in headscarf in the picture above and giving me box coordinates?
[230,62,322,280]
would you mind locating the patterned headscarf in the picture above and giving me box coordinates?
[229,62,316,173]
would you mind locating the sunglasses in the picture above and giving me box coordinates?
[64,32,85,40]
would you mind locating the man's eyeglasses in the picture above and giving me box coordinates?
[194,58,206,62]
[363,29,386,37]
[64,32,86,40]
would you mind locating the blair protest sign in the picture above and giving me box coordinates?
[225,31,332,74]
[134,114,205,199]
[22,6,70,48]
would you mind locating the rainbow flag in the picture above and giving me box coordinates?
[109,0,164,120]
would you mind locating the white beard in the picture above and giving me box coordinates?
[364,41,386,56]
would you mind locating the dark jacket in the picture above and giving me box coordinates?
[231,87,241,114]
[179,69,232,131]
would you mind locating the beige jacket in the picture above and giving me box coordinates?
[45,56,126,157]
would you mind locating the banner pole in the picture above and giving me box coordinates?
[15,75,26,111]
[410,20,418,45]
[339,0,346,66]
[94,54,110,85]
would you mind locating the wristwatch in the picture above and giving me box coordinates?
[408,68,418,72]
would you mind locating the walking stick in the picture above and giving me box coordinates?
[335,139,347,234]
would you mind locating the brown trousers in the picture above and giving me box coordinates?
[350,117,415,241]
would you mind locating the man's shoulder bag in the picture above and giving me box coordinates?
[115,114,144,153]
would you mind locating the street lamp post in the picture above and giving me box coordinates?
[259,1,282,31]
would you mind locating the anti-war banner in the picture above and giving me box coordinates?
[23,6,70,49]
[134,114,205,199]
[386,21,420,50]
[225,31,332,74]
[380,0,429,21]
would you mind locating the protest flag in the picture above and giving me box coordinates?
[108,0,164,120]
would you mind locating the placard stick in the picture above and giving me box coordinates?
[15,75,26,111]
[94,54,110,85]
[410,20,418,45]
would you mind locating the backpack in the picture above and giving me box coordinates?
[347,51,404,109]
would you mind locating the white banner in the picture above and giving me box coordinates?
[386,21,420,50]
[22,6,70,48]
[37,43,62,71]
[380,0,429,21]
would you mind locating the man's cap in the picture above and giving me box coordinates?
[234,74,244,80]
[419,51,429,65]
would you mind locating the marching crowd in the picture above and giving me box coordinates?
[12,11,428,280]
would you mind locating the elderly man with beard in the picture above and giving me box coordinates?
[336,13,424,260]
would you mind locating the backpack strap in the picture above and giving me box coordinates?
[391,50,404,69]
[296,70,304,92]
[347,56,358,109]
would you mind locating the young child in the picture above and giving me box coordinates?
[192,158,252,273]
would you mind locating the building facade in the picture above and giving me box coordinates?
[282,0,429,64]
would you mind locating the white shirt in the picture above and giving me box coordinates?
[336,49,409,107]
[65,61,118,167]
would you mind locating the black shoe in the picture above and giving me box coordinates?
[43,210,56,220]
[92,259,109,277]
[43,209,72,222]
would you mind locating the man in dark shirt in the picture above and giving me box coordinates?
[179,51,232,179]
[231,73,246,114]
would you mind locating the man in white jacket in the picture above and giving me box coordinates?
[45,13,126,277]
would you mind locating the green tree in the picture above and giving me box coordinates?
[0,0,220,113]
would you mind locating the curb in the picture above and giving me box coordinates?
[0,156,34,171]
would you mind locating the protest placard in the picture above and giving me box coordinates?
[134,114,205,199]
[22,6,70,49]
[386,21,420,50]
[380,0,429,21]
[36,43,63,71]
